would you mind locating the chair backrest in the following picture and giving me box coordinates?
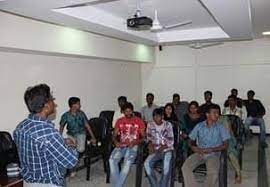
[99,110,115,129]
[0,131,19,171]
[88,118,108,142]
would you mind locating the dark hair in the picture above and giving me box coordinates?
[205,104,221,114]
[146,93,154,98]
[118,96,127,102]
[188,101,199,112]
[247,90,255,96]
[204,90,213,97]
[228,95,237,101]
[122,102,134,111]
[24,84,52,114]
[173,93,180,99]
[164,103,175,113]
[68,97,80,107]
[164,103,178,121]
[231,88,238,93]
[153,107,164,117]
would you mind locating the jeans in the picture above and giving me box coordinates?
[144,151,173,187]
[109,146,138,187]
[182,153,220,187]
[245,117,266,142]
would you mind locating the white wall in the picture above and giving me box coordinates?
[0,11,155,63]
[0,50,142,132]
[0,12,152,133]
[142,38,270,132]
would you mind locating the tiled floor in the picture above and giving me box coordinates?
[67,137,263,187]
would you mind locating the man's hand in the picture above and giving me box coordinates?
[91,138,97,145]
[202,148,213,154]
[180,133,188,140]
[114,141,121,148]
[148,143,155,154]
[158,144,168,152]
[128,140,138,148]
[191,146,204,155]
[64,138,76,147]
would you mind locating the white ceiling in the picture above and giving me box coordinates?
[0,0,269,45]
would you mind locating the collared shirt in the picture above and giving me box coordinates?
[60,110,88,136]
[141,104,159,123]
[222,106,247,120]
[13,114,78,186]
[146,120,174,152]
[189,121,230,149]
[243,99,266,117]
[174,101,189,121]
[224,97,243,108]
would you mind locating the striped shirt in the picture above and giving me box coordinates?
[13,114,78,186]
[146,120,174,152]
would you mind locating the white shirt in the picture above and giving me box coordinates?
[222,106,247,121]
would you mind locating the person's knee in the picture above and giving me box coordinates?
[144,159,151,175]
[182,159,192,173]
[109,150,122,164]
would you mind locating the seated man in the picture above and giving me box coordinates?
[144,108,174,187]
[59,97,96,177]
[222,95,247,121]
[182,104,230,187]
[243,90,267,147]
[199,90,214,116]
[109,102,145,187]
[224,88,243,108]
[141,93,159,123]
[172,93,189,120]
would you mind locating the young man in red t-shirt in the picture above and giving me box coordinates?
[109,102,145,187]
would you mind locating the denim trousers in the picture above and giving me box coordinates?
[109,145,138,187]
[144,151,173,187]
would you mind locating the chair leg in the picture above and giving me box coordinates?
[86,156,91,181]
[106,164,110,183]
[135,157,143,187]
[102,153,107,173]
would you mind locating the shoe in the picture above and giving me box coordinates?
[260,142,268,148]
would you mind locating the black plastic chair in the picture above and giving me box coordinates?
[0,131,19,172]
[99,110,115,130]
[85,118,112,181]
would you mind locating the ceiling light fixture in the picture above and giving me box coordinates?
[262,31,270,36]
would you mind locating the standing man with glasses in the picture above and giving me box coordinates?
[13,84,78,187]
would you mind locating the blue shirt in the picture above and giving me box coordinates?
[60,110,88,136]
[13,114,78,186]
[189,121,230,149]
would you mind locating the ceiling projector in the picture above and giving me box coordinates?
[127,16,153,31]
